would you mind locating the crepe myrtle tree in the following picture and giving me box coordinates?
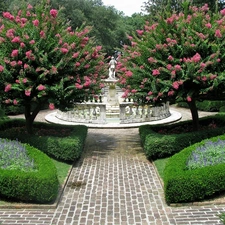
[117,1,225,130]
[0,0,107,134]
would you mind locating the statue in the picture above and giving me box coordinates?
[108,56,117,80]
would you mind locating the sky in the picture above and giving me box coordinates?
[102,0,145,16]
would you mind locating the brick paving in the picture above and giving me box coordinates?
[1,108,225,225]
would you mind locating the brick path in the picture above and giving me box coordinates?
[1,107,225,225]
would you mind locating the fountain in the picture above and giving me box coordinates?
[45,58,181,128]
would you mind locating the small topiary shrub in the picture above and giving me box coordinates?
[139,114,225,160]
[0,120,88,162]
[0,142,59,203]
[164,135,225,204]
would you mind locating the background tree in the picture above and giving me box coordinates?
[117,1,225,130]
[0,0,106,133]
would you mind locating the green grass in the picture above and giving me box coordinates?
[154,158,169,179]
[52,159,72,185]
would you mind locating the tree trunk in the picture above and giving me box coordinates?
[187,99,199,131]
[24,104,41,134]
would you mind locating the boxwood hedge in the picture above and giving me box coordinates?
[164,135,225,204]
[139,114,225,160]
[0,143,59,203]
[0,119,88,162]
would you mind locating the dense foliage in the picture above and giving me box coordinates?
[117,1,225,130]
[164,134,225,204]
[0,142,59,203]
[0,120,88,162]
[139,114,225,159]
[0,0,107,133]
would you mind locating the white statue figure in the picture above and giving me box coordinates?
[108,56,117,80]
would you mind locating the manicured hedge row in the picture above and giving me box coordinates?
[139,114,225,160]
[0,143,59,203]
[164,135,225,204]
[0,120,88,162]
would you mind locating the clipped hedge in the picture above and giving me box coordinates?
[164,135,225,204]
[177,100,225,112]
[0,143,59,203]
[139,114,225,160]
[0,120,88,162]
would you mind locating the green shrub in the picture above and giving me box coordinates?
[177,101,225,112]
[139,114,225,160]
[0,120,88,162]
[164,135,225,204]
[0,143,59,203]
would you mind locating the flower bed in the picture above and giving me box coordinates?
[139,114,225,160]
[164,134,225,204]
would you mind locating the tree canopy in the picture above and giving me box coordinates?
[117,1,225,130]
[0,0,107,133]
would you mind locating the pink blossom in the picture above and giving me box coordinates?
[37,84,46,91]
[0,65,4,72]
[136,30,144,35]
[15,79,20,83]
[215,29,222,38]
[49,103,55,110]
[187,96,192,102]
[84,64,90,69]
[131,89,137,93]
[201,76,207,81]
[152,69,160,76]
[50,66,58,74]
[29,40,35,44]
[172,81,179,90]
[148,57,157,63]
[220,8,225,16]
[125,71,133,77]
[20,42,25,48]
[3,12,14,20]
[75,62,80,67]
[205,23,212,28]
[168,55,174,61]
[75,83,83,89]
[72,52,79,58]
[25,89,31,96]
[23,78,27,83]
[13,99,18,105]
[167,64,173,70]
[32,19,39,26]
[174,65,181,71]
[27,4,33,9]
[26,50,32,59]
[10,61,17,67]
[50,9,58,18]
[11,36,20,43]
[192,53,201,63]
[5,84,12,92]
[40,31,45,38]
[168,90,175,96]
[5,99,11,104]
[60,48,68,54]
[24,64,29,69]
[21,18,27,24]
[11,49,19,57]
[210,74,217,80]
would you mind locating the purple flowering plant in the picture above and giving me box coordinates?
[0,138,36,172]
[117,1,225,130]
[186,139,225,170]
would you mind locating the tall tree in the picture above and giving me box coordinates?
[117,1,225,130]
[0,0,106,133]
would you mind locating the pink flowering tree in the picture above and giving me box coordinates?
[117,2,225,130]
[0,0,107,133]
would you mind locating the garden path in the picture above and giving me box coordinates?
[0,106,224,225]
